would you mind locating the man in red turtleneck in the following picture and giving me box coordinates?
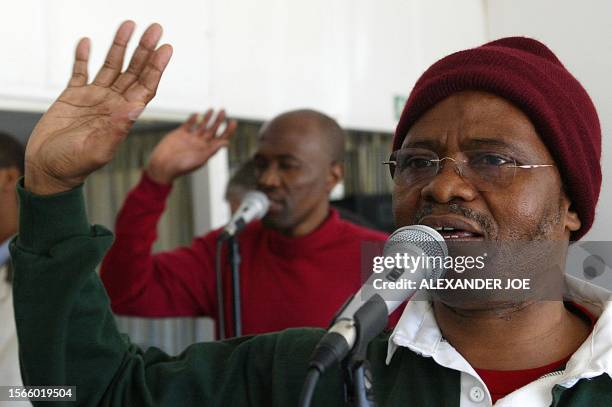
[100,108,388,338]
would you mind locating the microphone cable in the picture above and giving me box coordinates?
[298,368,320,407]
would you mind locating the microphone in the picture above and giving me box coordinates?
[308,225,447,373]
[219,191,270,240]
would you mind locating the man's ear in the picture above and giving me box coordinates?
[326,162,344,193]
[0,167,21,192]
[0,169,8,192]
[561,193,581,233]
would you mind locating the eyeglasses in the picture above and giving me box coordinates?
[383,148,555,192]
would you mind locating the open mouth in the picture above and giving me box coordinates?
[431,226,483,240]
[265,197,285,213]
[418,216,486,241]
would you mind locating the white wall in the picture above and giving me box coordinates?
[343,0,486,130]
[485,0,612,241]
[0,0,486,228]
[0,0,486,129]
[209,0,486,131]
[0,0,213,115]
[208,0,351,123]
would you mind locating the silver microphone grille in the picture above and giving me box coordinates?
[244,190,270,218]
[384,225,448,280]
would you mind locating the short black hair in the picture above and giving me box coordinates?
[298,109,346,163]
[0,132,25,175]
[262,109,346,163]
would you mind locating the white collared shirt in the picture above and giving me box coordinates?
[386,275,612,406]
[0,240,31,406]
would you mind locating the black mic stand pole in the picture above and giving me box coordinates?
[228,235,242,337]
[214,239,226,340]
[299,295,388,407]
[342,296,388,407]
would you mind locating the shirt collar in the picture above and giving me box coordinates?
[386,275,612,382]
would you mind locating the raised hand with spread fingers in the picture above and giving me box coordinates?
[25,20,173,195]
[146,109,238,185]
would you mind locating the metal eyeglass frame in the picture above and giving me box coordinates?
[382,154,555,185]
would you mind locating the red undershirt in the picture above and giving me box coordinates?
[474,302,596,403]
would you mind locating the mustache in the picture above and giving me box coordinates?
[257,187,283,199]
[413,202,495,237]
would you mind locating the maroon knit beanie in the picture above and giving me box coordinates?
[393,37,601,240]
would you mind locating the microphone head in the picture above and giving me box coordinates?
[242,190,270,219]
[384,225,448,280]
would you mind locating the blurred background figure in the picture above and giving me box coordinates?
[225,157,380,229]
[225,159,257,215]
[100,108,389,339]
[0,132,31,406]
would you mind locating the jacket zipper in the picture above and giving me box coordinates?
[537,370,566,381]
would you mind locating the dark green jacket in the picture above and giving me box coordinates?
[10,184,612,406]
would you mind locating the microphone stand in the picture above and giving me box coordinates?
[341,297,387,407]
[215,240,226,339]
[215,233,243,339]
[299,296,389,407]
[228,235,242,337]
[343,358,375,407]
[215,191,269,338]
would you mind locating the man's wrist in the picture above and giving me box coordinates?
[145,164,174,185]
[24,167,78,196]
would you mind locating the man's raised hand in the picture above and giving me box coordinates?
[25,21,173,195]
[146,109,237,185]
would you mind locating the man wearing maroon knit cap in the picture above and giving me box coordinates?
[384,36,609,405]
[11,28,612,407]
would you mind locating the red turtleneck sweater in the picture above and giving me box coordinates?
[100,173,389,338]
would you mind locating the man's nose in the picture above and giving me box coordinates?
[420,159,477,203]
[257,163,282,189]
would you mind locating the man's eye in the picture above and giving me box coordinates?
[472,154,511,167]
[280,162,299,170]
[253,161,267,171]
[403,157,434,169]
